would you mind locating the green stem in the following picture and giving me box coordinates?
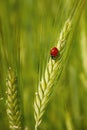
[35,125,37,130]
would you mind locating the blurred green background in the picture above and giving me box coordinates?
[0,0,87,130]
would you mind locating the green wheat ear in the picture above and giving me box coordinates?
[34,19,71,130]
[6,67,24,130]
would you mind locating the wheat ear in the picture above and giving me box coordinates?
[34,19,71,130]
[6,67,23,130]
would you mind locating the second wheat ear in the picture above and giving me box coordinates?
[34,19,71,130]
[6,67,24,130]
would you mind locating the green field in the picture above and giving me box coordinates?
[0,0,87,130]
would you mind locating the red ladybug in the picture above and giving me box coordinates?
[50,47,59,59]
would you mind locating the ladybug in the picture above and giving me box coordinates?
[50,47,59,59]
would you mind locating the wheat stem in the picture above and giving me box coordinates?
[6,67,24,130]
[35,125,37,130]
[34,19,71,129]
